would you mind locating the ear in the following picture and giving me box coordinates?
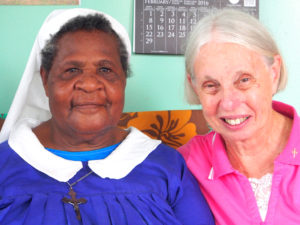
[40,67,50,97]
[187,73,192,83]
[186,73,202,104]
[187,73,197,93]
[270,55,281,95]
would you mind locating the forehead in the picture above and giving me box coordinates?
[194,42,266,76]
[55,30,120,57]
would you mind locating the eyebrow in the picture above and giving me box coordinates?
[235,70,252,76]
[61,59,116,68]
[93,59,116,67]
[201,75,219,82]
[199,70,253,83]
[62,60,85,67]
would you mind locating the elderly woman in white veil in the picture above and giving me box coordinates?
[0,8,214,225]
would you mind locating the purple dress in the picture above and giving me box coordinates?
[0,137,214,225]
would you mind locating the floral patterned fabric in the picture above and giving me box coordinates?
[118,110,209,148]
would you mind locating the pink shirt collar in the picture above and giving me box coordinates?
[210,100,300,179]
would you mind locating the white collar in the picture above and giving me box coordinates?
[8,119,161,182]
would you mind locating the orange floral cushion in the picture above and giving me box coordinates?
[118,110,209,148]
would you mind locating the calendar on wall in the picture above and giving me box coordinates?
[134,0,259,55]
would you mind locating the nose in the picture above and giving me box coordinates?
[74,74,103,93]
[219,88,242,111]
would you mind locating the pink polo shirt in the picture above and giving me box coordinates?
[179,101,300,225]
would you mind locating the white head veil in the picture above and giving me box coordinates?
[0,8,131,143]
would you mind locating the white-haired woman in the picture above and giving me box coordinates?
[179,9,299,225]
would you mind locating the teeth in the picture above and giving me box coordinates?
[224,117,247,125]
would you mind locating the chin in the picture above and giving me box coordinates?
[220,129,256,143]
[69,121,111,134]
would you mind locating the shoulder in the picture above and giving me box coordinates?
[125,126,189,167]
[141,143,194,182]
[146,143,187,168]
[178,131,214,161]
[0,141,26,184]
[0,141,14,163]
[0,141,40,179]
[0,140,28,166]
[177,132,215,180]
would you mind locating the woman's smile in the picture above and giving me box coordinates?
[72,102,106,111]
[71,99,110,114]
[221,115,251,129]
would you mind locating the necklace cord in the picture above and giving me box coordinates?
[67,171,94,188]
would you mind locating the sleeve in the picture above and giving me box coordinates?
[171,154,215,225]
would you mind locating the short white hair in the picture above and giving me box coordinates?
[184,8,287,104]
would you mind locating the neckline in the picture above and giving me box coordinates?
[45,142,121,161]
[8,119,161,182]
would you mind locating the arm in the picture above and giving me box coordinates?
[171,155,215,225]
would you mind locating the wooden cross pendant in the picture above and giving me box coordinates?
[62,188,87,221]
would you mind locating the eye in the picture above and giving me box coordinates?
[241,77,249,82]
[235,74,256,90]
[98,66,121,82]
[202,81,220,94]
[61,67,81,79]
[98,67,112,73]
[66,68,80,73]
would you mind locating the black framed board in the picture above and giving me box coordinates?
[134,0,259,55]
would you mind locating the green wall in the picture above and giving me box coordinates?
[1,0,300,114]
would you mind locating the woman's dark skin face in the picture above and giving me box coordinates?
[34,30,128,151]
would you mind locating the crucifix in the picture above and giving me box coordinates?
[62,170,93,221]
[62,188,87,221]
[292,148,298,159]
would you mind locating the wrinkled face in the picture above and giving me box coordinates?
[190,42,280,142]
[41,30,126,134]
